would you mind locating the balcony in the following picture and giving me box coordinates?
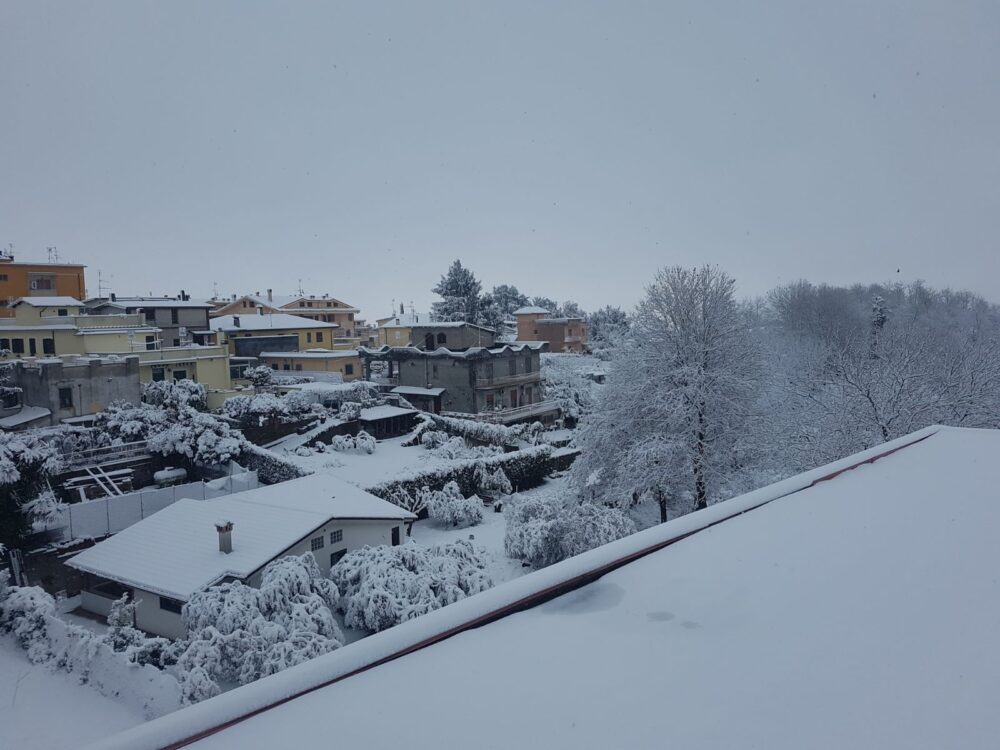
[42,313,148,330]
[474,371,542,389]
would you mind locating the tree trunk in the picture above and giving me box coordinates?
[694,404,708,510]
[656,488,668,523]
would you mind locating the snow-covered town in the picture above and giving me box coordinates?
[3,4,1000,750]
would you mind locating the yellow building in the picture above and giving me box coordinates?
[258,349,362,381]
[210,313,344,355]
[0,297,161,357]
[375,309,426,347]
[211,293,361,339]
[0,255,87,317]
[0,297,236,409]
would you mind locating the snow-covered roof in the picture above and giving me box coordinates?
[409,321,496,332]
[67,474,413,600]
[535,316,585,323]
[11,296,84,307]
[358,405,418,421]
[0,405,50,428]
[88,297,214,309]
[358,341,547,360]
[93,426,1000,750]
[512,305,552,315]
[259,349,359,359]
[210,314,340,332]
[391,386,446,397]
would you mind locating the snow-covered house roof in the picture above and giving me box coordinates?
[358,405,418,421]
[258,349,359,359]
[11,296,84,307]
[210,314,340,332]
[87,297,214,309]
[67,474,414,601]
[391,386,446,397]
[358,341,547,361]
[91,426,1000,750]
[512,305,553,315]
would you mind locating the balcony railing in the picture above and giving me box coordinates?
[41,313,148,329]
[65,440,150,470]
[474,371,542,388]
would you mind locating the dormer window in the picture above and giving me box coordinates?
[57,308,68,317]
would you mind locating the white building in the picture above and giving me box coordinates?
[93,426,1000,750]
[67,474,415,639]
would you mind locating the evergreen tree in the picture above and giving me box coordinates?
[431,260,482,322]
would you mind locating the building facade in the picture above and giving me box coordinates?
[212,292,361,340]
[259,349,362,381]
[86,294,213,348]
[210,314,343,355]
[0,255,87,317]
[514,307,588,353]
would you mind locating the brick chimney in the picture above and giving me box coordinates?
[215,520,233,554]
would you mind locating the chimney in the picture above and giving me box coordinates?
[180,289,188,301]
[110,292,116,302]
[233,315,240,328]
[216,520,233,553]
[267,288,272,302]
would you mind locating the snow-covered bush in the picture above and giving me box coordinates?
[179,554,342,693]
[329,430,376,454]
[541,353,604,422]
[385,486,427,516]
[420,430,448,449]
[427,413,528,446]
[244,365,274,389]
[241,443,311,484]
[504,497,636,568]
[93,401,168,444]
[424,481,484,528]
[223,391,323,426]
[0,431,62,550]
[424,435,503,461]
[475,464,513,498]
[143,379,207,411]
[21,489,66,528]
[338,401,361,421]
[330,540,492,632]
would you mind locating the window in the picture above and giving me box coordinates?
[524,357,531,372]
[145,335,156,351]
[344,364,354,375]
[437,332,447,345]
[306,332,312,343]
[159,596,183,614]
[316,332,323,342]
[485,393,495,409]
[57,308,68,317]
[152,367,165,382]
[330,549,347,567]
[11,339,24,354]
[432,364,438,378]
[173,369,187,381]
[508,359,516,376]
[424,333,434,349]
[391,527,401,546]
[144,309,156,323]
[326,301,332,308]
[172,338,180,347]
[295,364,302,371]
[42,339,55,355]
[330,529,343,544]
[0,274,7,281]
[28,338,36,356]
[271,363,278,370]
[283,364,290,370]
[0,339,8,351]
[310,536,325,551]
[171,309,179,325]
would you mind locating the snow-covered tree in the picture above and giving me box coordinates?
[143,379,207,412]
[572,266,761,518]
[587,305,630,354]
[148,408,247,467]
[424,481,484,527]
[431,260,482,322]
[0,431,62,550]
[330,540,492,632]
[479,284,529,332]
[475,464,512,498]
[244,365,274,390]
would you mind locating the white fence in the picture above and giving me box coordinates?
[60,470,259,541]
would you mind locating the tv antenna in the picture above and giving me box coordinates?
[46,246,60,263]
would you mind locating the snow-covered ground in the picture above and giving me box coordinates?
[0,636,144,750]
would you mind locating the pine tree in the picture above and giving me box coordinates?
[431,260,482,322]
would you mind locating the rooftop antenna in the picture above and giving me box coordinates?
[46,246,60,263]
[2,243,13,260]
[296,279,305,296]
[97,270,111,298]
[212,281,220,300]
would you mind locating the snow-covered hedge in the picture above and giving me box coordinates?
[369,445,554,507]
[329,540,492,632]
[329,430,376,454]
[422,481,484,528]
[178,554,342,702]
[427,414,536,446]
[504,497,636,568]
[241,443,311,484]
[0,573,182,718]
[423,434,503,461]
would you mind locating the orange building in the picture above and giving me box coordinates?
[0,255,86,317]
[513,306,588,353]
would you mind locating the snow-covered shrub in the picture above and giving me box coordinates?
[329,430,376,454]
[93,401,168,444]
[330,540,492,632]
[427,414,528,446]
[338,401,361,421]
[420,430,448,449]
[426,435,503,461]
[143,378,207,411]
[385,487,427,516]
[1,431,63,550]
[475,464,513,498]
[424,481,484,528]
[541,353,604,422]
[504,497,636,568]
[180,554,342,692]
[244,365,274,389]
[294,445,314,457]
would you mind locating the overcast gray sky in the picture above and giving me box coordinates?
[2,1,998,318]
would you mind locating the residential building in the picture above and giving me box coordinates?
[210,313,342,356]
[361,341,556,423]
[127,345,234,409]
[375,308,425,347]
[0,355,141,430]
[409,323,496,350]
[513,306,588,353]
[211,292,360,339]
[106,426,1000,750]
[85,293,214,348]
[258,349,362,381]
[0,254,87,317]
[67,473,416,639]
[0,297,160,357]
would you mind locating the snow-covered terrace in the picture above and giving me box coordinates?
[88,425,1000,750]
